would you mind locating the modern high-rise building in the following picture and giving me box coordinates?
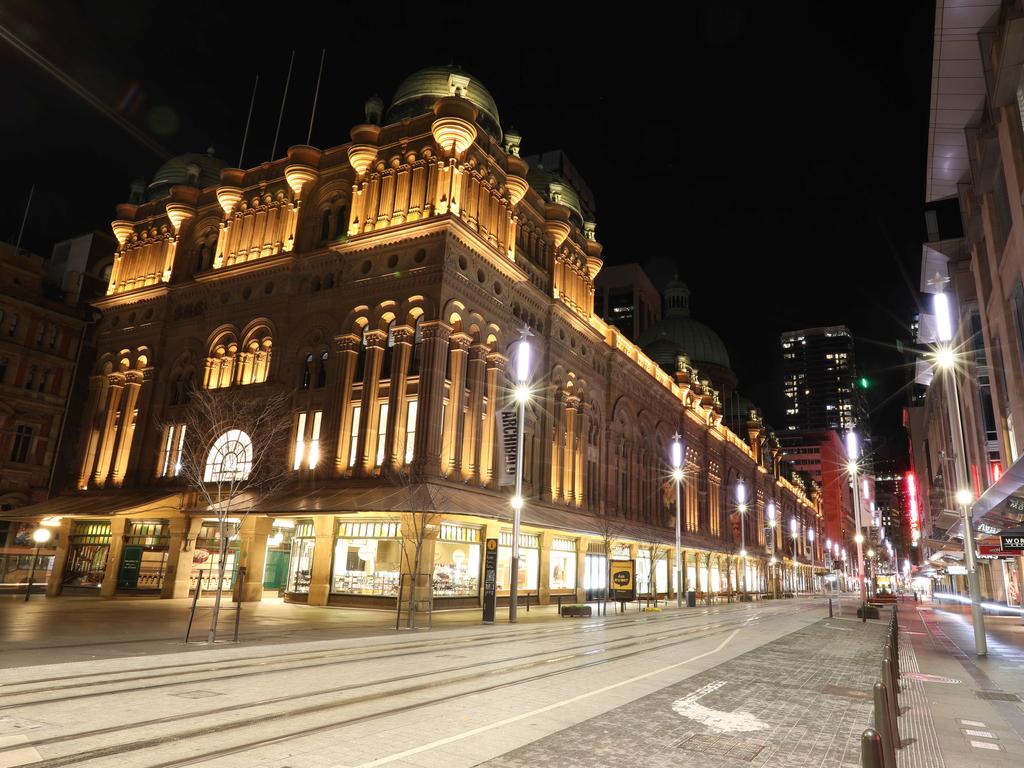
[780,325,870,438]
[593,263,661,342]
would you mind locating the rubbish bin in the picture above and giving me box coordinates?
[686,590,696,608]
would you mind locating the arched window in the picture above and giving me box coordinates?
[317,350,328,388]
[301,353,313,390]
[381,321,396,379]
[320,209,332,242]
[355,327,369,381]
[204,429,253,482]
[410,317,424,375]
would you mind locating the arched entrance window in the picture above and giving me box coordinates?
[204,429,253,482]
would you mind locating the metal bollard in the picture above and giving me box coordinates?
[883,655,901,726]
[873,682,898,765]
[828,597,833,618]
[861,727,885,768]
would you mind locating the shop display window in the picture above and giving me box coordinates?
[190,521,239,593]
[287,520,315,593]
[123,520,170,591]
[432,524,481,597]
[655,558,668,593]
[332,520,401,596]
[63,521,110,588]
[549,538,577,590]
[497,531,540,592]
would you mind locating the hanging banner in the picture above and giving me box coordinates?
[498,409,518,486]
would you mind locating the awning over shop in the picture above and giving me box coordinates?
[0,490,184,520]
[200,481,707,549]
[952,452,1024,537]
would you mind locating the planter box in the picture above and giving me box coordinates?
[561,605,592,618]
[857,605,880,619]
[739,594,754,602]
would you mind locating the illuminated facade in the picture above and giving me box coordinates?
[22,65,822,607]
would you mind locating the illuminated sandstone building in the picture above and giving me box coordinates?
[24,66,822,606]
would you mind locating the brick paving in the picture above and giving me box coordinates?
[480,617,888,768]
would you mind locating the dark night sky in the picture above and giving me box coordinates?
[0,1,935,459]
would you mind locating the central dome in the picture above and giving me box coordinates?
[387,65,502,142]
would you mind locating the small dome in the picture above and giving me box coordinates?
[527,166,584,224]
[147,151,227,201]
[387,65,502,142]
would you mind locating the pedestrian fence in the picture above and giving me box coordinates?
[861,606,901,768]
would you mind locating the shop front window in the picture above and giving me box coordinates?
[549,538,577,590]
[655,557,668,593]
[497,531,540,592]
[332,520,401,596]
[63,521,110,588]
[190,520,239,593]
[432,524,481,597]
[637,551,652,594]
[287,520,315,593]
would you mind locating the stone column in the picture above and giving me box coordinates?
[383,325,413,470]
[412,321,452,478]
[45,518,73,597]
[550,398,563,501]
[307,515,336,606]
[92,374,125,487]
[99,517,128,598]
[400,513,439,615]
[111,370,145,485]
[332,334,361,473]
[440,332,472,477]
[563,396,579,505]
[354,329,387,474]
[576,539,588,603]
[460,343,489,481]
[162,515,200,599]
[236,515,274,602]
[480,352,507,487]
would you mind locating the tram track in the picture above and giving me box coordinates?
[0,605,769,710]
[3,605,818,768]
[0,601,768,698]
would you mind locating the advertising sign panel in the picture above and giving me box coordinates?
[609,559,635,602]
[482,538,498,623]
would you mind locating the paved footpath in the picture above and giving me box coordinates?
[478,615,888,768]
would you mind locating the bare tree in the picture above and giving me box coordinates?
[383,465,443,629]
[592,500,623,608]
[170,386,292,642]
[633,526,670,601]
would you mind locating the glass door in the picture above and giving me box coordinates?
[584,553,607,600]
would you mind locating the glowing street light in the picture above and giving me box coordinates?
[671,433,684,608]
[736,478,747,595]
[509,328,532,623]
[808,527,816,593]
[767,500,778,598]
[25,527,52,602]
[847,430,867,620]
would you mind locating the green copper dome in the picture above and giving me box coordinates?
[527,166,584,224]
[147,151,226,201]
[387,65,502,142]
[637,277,732,369]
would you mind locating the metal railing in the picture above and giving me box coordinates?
[861,606,902,767]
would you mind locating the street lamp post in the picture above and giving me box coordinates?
[25,527,52,602]
[509,329,532,623]
[847,431,867,620]
[767,500,778,598]
[671,434,684,609]
[808,528,816,594]
[790,517,798,594]
[737,479,747,596]
[934,291,987,655]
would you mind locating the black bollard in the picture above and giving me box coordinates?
[828,597,833,618]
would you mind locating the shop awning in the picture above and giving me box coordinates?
[200,481,718,550]
[0,490,184,521]
[945,452,1024,538]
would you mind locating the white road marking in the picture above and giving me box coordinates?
[963,729,995,738]
[343,628,742,768]
[960,719,986,727]
[671,681,768,733]
[0,734,42,768]
[970,740,1000,750]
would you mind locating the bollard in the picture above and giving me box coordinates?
[883,655,900,727]
[829,597,833,618]
[861,727,885,768]
[873,682,898,766]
